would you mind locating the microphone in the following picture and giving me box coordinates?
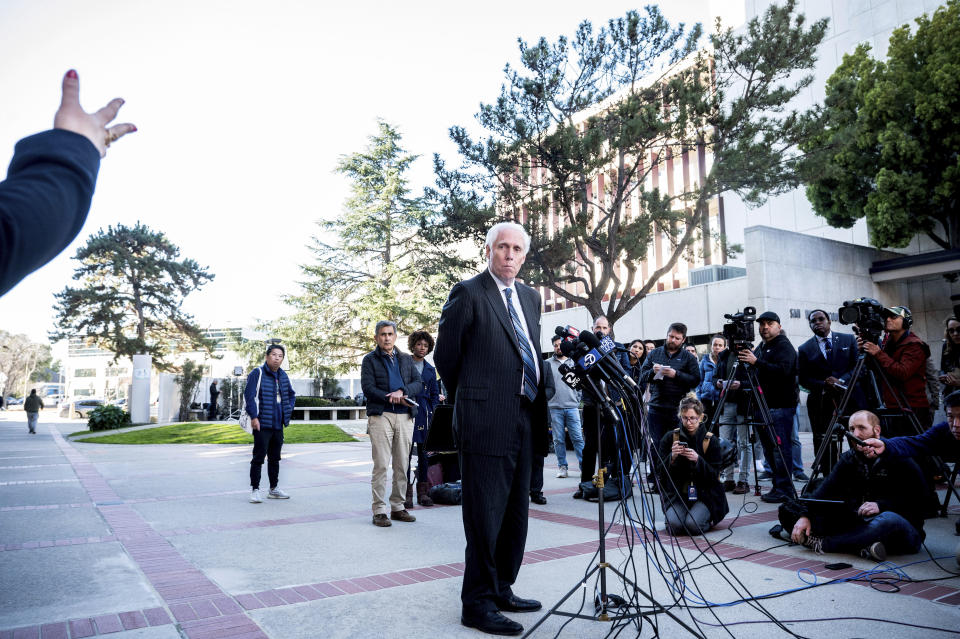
[555,325,581,340]
[557,361,585,391]
[559,338,588,358]
[578,331,637,388]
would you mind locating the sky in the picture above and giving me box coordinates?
[0,0,744,346]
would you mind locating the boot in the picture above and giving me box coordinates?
[404,483,414,509]
[417,481,434,507]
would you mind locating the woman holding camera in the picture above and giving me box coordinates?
[658,397,729,535]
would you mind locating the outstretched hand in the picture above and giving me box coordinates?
[53,69,136,157]
[859,438,884,458]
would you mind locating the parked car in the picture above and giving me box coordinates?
[4,396,24,410]
[59,399,104,419]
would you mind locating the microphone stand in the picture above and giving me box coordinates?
[523,371,703,638]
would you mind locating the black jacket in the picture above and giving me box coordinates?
[807,448,927,540]
[657,426,729,526]
[434,270,550,456]
[360,347,423,417]
[751,333,798,409]
[0,130,100,297]
[639,346,700,410]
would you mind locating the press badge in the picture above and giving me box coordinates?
[687,484,697,501]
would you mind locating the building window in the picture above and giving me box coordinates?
[74,388,94,396]
[105,367,129,377]
[74,368,97,378]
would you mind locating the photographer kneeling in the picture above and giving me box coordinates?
[658,397,729,536]
[783,410,926,561]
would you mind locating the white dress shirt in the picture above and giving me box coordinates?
[488,268,541,387]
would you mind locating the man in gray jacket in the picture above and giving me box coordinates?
[547,335,584,478]
[361,320,424,528]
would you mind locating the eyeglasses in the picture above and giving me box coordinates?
[680,415,702,422]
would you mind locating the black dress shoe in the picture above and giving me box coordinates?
[572,489,584,499]
[494,594,542,612]
[530,492,547,505]
[461,611,523,636]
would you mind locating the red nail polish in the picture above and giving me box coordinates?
[131,126,138,133]
[66,69,78,79]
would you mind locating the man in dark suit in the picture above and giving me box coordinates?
[798,309,859,474]
[435,222,550,637]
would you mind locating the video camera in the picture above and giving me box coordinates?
[838,297,885,344]
[722,306,756,350]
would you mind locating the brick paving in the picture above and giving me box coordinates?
[1,417,958,638]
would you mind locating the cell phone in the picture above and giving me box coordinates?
[676,442,688,448]
[402,396,419,408]
[824,562,853,570]
[844,431,865,447]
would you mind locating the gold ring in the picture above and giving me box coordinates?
[105,131,117,147]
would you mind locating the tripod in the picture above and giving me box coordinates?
[709,353,797,499]
[804,352,960,515]
[522,374,703,638]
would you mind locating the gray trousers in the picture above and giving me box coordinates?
[665,501,711,536]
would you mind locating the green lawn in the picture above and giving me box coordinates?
[71,422,356,445]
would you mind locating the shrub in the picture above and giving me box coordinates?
[295,396,332,407]
[87,404,131,431]
[334,398,355,406]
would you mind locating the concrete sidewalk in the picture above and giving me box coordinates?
[1,411,958,638]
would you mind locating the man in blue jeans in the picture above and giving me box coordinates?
[789,410,925,561]
[737,311,798,503]
[546,335,584,478]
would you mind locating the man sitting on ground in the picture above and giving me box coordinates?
[861,389,960,565]
[786,410,926,561]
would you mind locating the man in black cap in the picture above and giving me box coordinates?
[736,311,799,503]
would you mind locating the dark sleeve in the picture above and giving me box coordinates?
[402,357,423,399]
[674,352,700,390]
[639,352,656,384]
[753,341,796,379]
[426,369,440,411]
[360,355,386,402]
[809,453,853,504]
[0,130,100,297]
[839,336,859,384]
[243,369,261,418]
[544,360,556,402]
[694,434,722,479]
[874,341,926,382]
[882,421,950,458]
[434,282,472,399]
[285,377,296,424]
[797,346,823,391]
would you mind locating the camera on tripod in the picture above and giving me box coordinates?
[722,306,756,350]
[838,297,885,344]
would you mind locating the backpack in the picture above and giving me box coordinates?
[672,428,737,469]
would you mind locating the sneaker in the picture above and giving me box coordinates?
[802,535,825,554]
[733,481,750,495]
[268,488,290,499]
[860,541,886,562]
[390,509,416,522]
[723,479,736,492]
[250,489,262,503]
[556,466,568,478]
[793,472,810,482]
[372,513,392,527]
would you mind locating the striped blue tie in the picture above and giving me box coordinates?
[504,288,539,401]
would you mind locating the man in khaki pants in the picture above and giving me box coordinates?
[360,321,424,527]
